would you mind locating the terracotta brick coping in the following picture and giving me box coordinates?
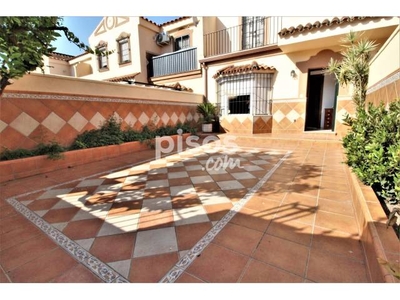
[0,134,191,184]
[346,166,399,283]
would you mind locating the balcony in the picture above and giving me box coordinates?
[204,17,282,57]
[152,47,198,77]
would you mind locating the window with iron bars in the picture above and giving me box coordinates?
[216,73,273,116]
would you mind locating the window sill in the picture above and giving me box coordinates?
[99,67,109,72]
[119,61,132,67]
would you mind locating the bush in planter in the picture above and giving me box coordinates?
[70,115,124,149]
[342,100,400,204]
[0,141,65,161]
[0,115,198,161]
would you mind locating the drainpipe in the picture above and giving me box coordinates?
[201,62,208,102]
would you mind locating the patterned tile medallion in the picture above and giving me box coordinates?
[7,142,290,283]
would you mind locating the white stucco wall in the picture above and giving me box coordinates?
[368,25,400,87]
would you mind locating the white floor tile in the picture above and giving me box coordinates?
[108,259,131,278]
[141,197,172,212]
[173,206,209,226]
[231,172,256,180]
[145,179,169,189]
[168,171,189,179]
[170,185,196,196]
[133,227,177,257]
[75,238,95,251]
[197,191,231,205]
[97,214,139,236]
[216,180,244,190]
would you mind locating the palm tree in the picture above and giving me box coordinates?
[196,102,217,124]
[327,31,377,109]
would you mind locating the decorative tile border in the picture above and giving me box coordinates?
[367,71,400,94]
[6,197,129,283]
[6,143,290,283]
[4,154,162,283]
[2,92,199,107]
[159,150,292,283]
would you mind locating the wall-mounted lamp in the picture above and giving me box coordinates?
[290,70,296,78]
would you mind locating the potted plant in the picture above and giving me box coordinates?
[196,102,217,133]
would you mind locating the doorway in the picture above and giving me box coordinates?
[305,68,337,131]
[146,52,155,81]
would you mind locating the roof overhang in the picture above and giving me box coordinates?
[105,72,140,83]
[213,61,276,80]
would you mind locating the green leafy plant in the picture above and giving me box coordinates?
[0,115,198,160]
[0,141,65,161]
[0,147,35,160]
[196,102,217,124]
[0,17,112,95]
[34,141,65,160]
[70,114,124,149]
[70,114,197,150]
[327,31,377,108]
[342,100,400,204]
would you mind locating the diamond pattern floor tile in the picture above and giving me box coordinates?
[10,143,290,283]
[133,227,178,258]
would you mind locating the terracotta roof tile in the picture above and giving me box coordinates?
[49,52,75,61]
[159,17,191,26]
[105,73,140,82]
[140,17,190,26]
[140,17,159,26]
[213,61,276,79]
[166,82,193,92]
[278,16,373,37]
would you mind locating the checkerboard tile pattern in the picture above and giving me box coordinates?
[10,144,288,282]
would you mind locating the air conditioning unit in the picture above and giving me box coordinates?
[156,32,170,46]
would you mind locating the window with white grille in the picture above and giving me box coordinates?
[118,38,131,64]
[217,73,273,116]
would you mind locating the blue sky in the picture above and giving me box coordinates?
[53,16,180,56]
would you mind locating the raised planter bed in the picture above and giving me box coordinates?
[0,133,191,183]
[346,166,400,283]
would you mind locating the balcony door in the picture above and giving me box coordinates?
[242,17,264,50]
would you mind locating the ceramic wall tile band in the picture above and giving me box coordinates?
[367,71,400,95]
[2,92,199,107]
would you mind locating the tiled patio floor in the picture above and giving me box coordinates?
[0,133,370,283]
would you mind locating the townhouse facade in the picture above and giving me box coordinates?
[40,16,400,135]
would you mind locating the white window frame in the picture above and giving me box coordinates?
[118,37,131,64]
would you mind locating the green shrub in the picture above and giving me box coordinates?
[34,141,65,160]
[122,128,143,142]
[0,148,35,160]
[0,141,65,161]
[343,100,400,204]
[0,115,198,161]
[70,114,124,149]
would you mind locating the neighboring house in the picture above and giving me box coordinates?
[38,16,400,135]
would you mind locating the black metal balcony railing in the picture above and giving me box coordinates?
[152,47,198,77]
[204,17,282,57]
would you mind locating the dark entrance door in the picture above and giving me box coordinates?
[305,69,325,131]
[146,52,155,81]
